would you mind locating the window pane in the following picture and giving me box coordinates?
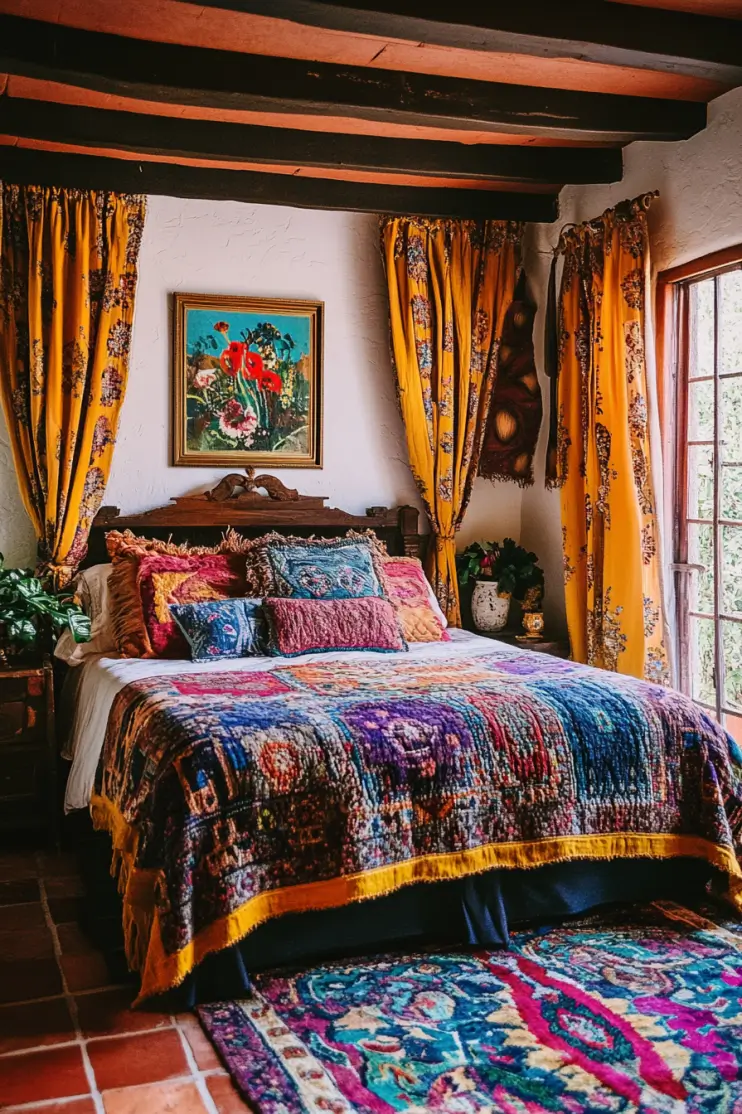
[722,464,742,520]
[723,621,742,713]
[688,378,714,440]
[690,615,716,706]
[719,269,742,375]
[687,444,714,520]
[721,377,742,464]
[688,523,714,613]
[722,525,742,616]
[689,278,715,379]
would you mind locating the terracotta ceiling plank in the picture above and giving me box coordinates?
[0,0,722,99]
[0,16,708,143]
[4,76,617,146]
[193,0,742,84]
[0,97,622,186]
[0,144,559,221]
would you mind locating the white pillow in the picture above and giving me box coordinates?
[54,564,117,666]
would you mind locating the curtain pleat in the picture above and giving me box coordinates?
[0,184,146,586]
[553,207,670,683]
[381,217,522,625]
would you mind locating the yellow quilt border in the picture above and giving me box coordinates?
[90,793,742,1003]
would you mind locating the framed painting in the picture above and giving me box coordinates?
[172,293,323,468]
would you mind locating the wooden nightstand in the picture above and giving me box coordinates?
[0,659,57,844]
[471,627,570,658]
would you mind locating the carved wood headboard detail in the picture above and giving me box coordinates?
[84,472,424,567]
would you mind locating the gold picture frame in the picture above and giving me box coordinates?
[172,292,323,468]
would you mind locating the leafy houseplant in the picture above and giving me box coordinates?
[456,541,499,588]
[0,555,91,667]
[457,539,544,600]
[457,539,544,633]
[489,538,544,604]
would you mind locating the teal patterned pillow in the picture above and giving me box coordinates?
[263,541,384,600]
[169,598,266,661]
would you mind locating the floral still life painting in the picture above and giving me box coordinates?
[173,293,323,467]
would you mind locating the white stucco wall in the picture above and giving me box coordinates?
[521,84,742,635]
[0,195,521,567]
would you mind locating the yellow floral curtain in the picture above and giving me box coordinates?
[550,202,669,683]
[0,184,146,586]
[381,217,522,625]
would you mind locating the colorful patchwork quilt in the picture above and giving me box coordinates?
[92,646,742,1001]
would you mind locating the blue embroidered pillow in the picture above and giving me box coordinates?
[169,598,266,661]
[262,541,384,600]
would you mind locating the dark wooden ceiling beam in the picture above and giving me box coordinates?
[0,98,623,186]
[200,0,742,84]
[0,147,559,222]
[0,16,707,144]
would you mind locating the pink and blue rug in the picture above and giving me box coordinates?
[198,902,742,1112]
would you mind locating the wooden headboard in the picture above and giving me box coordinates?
[84,469,424,566]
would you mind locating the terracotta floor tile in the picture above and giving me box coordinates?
[20,1101,96,1114]
[0,851,38,881]
[102,1081,208,1114]
[76,987,171,1038]
[177,1014,222,1071]
[18,1101,96,1114]
[48,896,87,925]
[206,1073,253,1114]
[88,1028,189,1091]
[0,957,63,1004]
[0,996,75,1053]
[36,850,82,877]
[0,923,55,961]
[57,921,98,957]
[0,900,46,932]
[44,875,86,899]
[0,1043,88,1104]
[0,878,39,905]
[60,950,115,993]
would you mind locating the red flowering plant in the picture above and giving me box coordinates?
[185,316,310,453]
[457,539,543,601]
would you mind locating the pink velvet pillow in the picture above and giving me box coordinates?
[264,597,407,657]
[137,552,248,658]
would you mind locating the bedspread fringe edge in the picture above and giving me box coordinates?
[89,792,742,1006]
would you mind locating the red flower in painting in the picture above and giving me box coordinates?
[213,321,230,334]
[241,351,264,380]
[219,341,246,377]
[259,370,282,393]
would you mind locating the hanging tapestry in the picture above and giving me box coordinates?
[479,270,542,486]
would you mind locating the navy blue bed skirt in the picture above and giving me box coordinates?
[163,856,716,1008]
[74,827,716,1007]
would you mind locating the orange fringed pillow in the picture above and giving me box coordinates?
[105,529,257,658]
[380,556,450,643]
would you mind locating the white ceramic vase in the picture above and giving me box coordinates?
[471,580,511,632]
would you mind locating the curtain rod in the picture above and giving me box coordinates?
[555,189,659,255]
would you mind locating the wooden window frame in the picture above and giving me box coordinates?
[657,242,742,717]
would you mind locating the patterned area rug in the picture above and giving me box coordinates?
[198,902,742,1112]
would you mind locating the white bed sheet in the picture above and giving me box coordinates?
[62,628,514,812]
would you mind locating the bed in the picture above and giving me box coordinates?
[61,476,742,1005]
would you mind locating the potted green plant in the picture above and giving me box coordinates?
[0,555,91,667]
[457,539,543,632]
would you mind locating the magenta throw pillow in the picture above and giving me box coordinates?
[263,597,407,657]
